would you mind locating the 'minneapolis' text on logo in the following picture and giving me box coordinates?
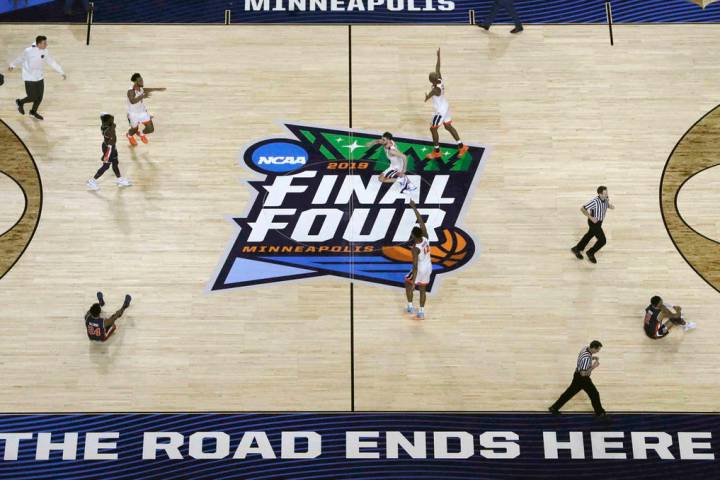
[244,0,455,12]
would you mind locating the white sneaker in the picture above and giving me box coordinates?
[86,179,99,190]
[400,178,417,194]
[682,322,697,332]
[116,177,132,187]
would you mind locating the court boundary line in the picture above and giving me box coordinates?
[0,118,44,282]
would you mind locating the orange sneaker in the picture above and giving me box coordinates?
[139,134,149,144]
[127,134,138,146]
[458,145,469,157]
[425,150,442,159]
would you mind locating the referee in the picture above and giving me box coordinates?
[571,186,614,264]
[8,35,66,121]
[549,340,607,418]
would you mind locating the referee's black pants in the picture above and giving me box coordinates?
[575,219,605,255]
[550,371,605,415]
[483,0,523,29]
[18,79,44,113]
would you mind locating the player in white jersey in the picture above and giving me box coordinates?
[405,200,433,320]
[366,132,416,194]
[424,48,468,160]
[126,73,165,146]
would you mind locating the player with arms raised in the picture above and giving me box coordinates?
[405,199,433,319]
[366,131,416,194]
[425,48,468,160]
[126,73,165,146]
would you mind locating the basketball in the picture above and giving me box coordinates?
[382,227,469,268]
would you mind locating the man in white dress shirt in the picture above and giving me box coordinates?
[8,35,66,120]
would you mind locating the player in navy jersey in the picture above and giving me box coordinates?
[85,292,132,342]
[86,113,131,190]
[644,295,695,339]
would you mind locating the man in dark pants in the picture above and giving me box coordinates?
[8,35,66,120]
[549,340,608,418]
[571,186,614,264]
[478,0,524,34]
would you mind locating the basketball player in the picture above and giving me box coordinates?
[644,296,696,339]
[405,200,432,319]
[424,48,469,160]
[87,113,131,190]
[126,73,165,146]
[366,132,416,194]
[85,292,132,342]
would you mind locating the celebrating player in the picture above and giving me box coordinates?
[85,292,132,342]
[366,132,416,194]
[126,73,165,146]
[405,199,433,320]
[86,113,131,190]
[425,48,468,160]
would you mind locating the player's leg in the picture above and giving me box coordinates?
[114,157,131,187]
[104,294,132,330]
[416,285,427,319]
[405,273,415,313]
[136,119,153,144]
[426,115,442,159]
[127,115,139,146]
[443,121,469,156]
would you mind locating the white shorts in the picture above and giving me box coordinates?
[382,166,402,179]
[406,263,432,287]
[430,110,452,128]
[127,111,151,129]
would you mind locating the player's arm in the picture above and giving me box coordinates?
[424,86,441,102]
[143,87,166,93]
[409,200,428,238]
[435,48,441,78]
[365,138,382,147]
[127,88,148,104]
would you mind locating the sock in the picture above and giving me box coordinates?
[457,140,463,146]
[433,145,440,152]
[419,307,424,313]
[407,302,413,310]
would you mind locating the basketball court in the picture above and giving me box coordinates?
[1,18,720,477]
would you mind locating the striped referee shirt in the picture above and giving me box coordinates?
[576,346,593,374]
[583,196,609,222]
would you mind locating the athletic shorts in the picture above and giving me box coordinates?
[406,264,432,287]
[382,167,402,179]
[430,111,452,129]
[127,111,151,129]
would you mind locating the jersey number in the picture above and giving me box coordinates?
[423,245,430,255]
[87,325,102,337]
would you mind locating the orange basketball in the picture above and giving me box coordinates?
[382,228,469,268]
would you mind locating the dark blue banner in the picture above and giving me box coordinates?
[2,0,720,23]
[0,412,717,479]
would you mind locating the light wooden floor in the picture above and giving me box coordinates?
[1,24,719,412]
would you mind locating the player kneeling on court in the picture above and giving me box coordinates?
[644,295,696,339]
[405,200,432,320]
[85,292,132,342]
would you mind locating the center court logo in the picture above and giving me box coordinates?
[209,122,488,292]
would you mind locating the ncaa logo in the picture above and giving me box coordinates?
[250,141,308,173]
